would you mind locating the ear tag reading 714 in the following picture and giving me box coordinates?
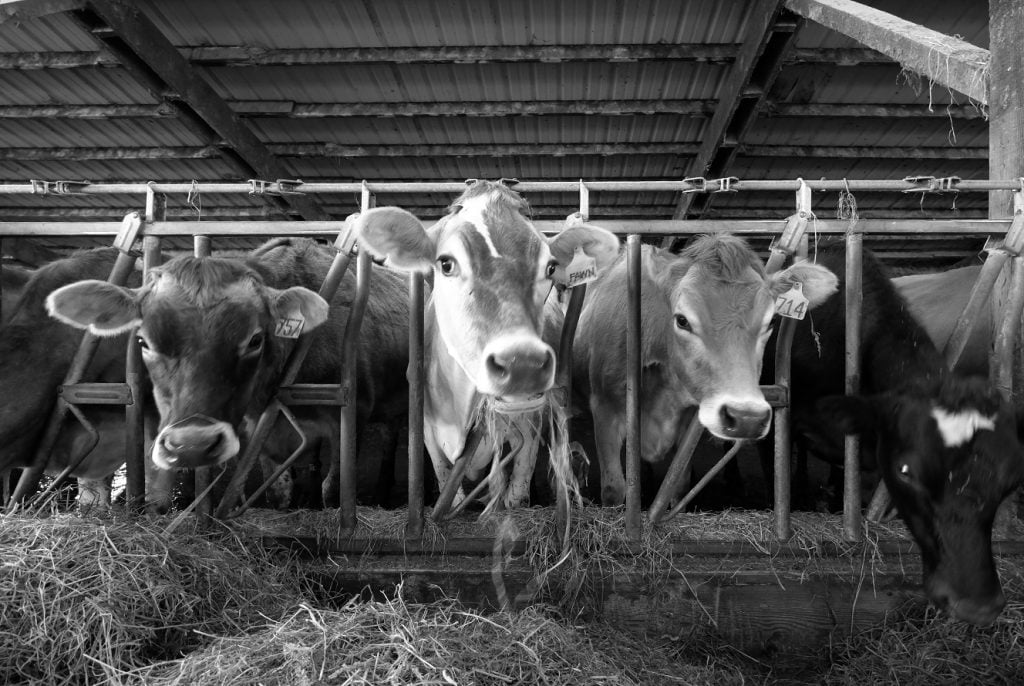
[274,315,305,339]
[565,246,598,288]
[775,282,808,320]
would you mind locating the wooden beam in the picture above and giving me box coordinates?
[0,45,896,70]
[784,0,989,104]
[0,100,984,120]
[66,1,329,220]
[671,1,799,225]
[0,142,985,160]
[0,0,81,24]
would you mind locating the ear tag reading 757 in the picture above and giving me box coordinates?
[775,282,808,320]
[274,315,305,339]
[565,246,598,288]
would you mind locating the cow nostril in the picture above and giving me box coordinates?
[486,353,509,380]
[540,349,554,372]
[719,406,738,431]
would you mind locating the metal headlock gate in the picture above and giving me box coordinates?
[2,177,1023,544]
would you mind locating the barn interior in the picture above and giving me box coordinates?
[2,0,1023,681]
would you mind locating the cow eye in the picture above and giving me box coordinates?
[245,331,265,353]
[438,255,459,277]
[898,463,914,481]
[675,315,692,332]
[136,336,150,351]
[545,260,558,278]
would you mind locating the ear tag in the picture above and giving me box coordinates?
[775,282,809,320]
[274,314,305,339]
[565,246,598,288]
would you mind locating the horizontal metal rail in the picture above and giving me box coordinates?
[0,219,1013,237]
[0,178,1019,194]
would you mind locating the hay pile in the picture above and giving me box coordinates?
[131,593,749,686]
[0,513,307,686]
[824,559,1024,685]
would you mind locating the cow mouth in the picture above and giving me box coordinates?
[492,392,547,414]
[152,414,241,469]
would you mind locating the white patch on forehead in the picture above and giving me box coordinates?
[458,191,501,258]
[931,407,996,448]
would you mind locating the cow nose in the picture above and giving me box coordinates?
[928,578,1005,626]
[483,339,555,397]
[718,403,772,438]
[158,417,234,469]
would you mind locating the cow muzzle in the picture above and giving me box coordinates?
[927,576,1006,627]
[699,397,772,440]
[480,335,556,399]
[153,414,240,469]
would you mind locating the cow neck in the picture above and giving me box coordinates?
[423,297,480,460]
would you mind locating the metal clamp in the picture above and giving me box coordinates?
[337,213,361,253]
[901,175,962,193]
[989,189,1024,258]
[248,178,306,195]
[114,211,144,254]
[682,176,707,194]
[709,176,739,193]
[770,178,813,261]
[578,179,590,221]
[30,179,90,195]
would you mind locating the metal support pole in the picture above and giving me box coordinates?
[844,232,864,542]
[406,273,425,538]
[648,408,702,523]
[192,234,213,518]
[996,256,1024,399]
[625,235,642,540]
[773,320,796,541]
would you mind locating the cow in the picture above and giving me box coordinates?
[0,248,141,508]
[574,236,838,506]
[894,265,988,377]
[2,263,32,325]
[46,237,410,507]
[785,244,1023,625]
[351,180,620,507]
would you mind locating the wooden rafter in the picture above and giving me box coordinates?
[0,143,985,160]
[671,1,801,226]
[64,1,328,220]
[0,100,987,120]
[0,0,81,24]
[784,0,989,105]
[0,44,894,69]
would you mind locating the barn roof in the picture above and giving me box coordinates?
[0,0,996,265]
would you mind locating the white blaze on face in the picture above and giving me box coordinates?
[931,407,996,448]
[458,190,501,258]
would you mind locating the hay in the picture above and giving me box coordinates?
[824,558,1024,685]
[0,513,307,686]
[129,592,749,686]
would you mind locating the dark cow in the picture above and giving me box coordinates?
[0,249,140,507]
[47,237,409,505]
[786,244,1023,625]
[353,181,620,506]
[574,237,838,505]
[894,265,988,377]
[2,263,32,325]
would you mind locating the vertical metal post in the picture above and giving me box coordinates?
[625,234,642,540]
[406,273,425,538]
[192,234,213,517]
[844,232,863,542]
[773,320,797,540]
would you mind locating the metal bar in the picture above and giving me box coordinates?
[213,400,283,518]
[0,179,1020,195]
[406,273,425,538]
[625,235,642,541]
[233,403,310,515]
[192,234,213,518]
[431,427,484,521]
[844,232,864,542]
[662,443,744,520]
[995,256,1024,398]
[648,408,703,524]
[25,402,99,513]
[773,318,797,540]
[942,250,1010,368]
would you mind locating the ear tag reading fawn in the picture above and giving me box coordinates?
[775,282,808,320]
[565,246,598,288]
[274,315,305,339]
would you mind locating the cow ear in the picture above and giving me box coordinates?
[644,246,691,295]
[816,394,879,435]
[352,207,434,273]
[547,221,621,284]
[46,280,141,336]
[770,262,838,308]
[273,287,330,332]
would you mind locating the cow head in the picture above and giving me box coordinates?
[354,180,619,399]
[819,376,1024,626]
[649,237,837,439]
[46,257,329,470]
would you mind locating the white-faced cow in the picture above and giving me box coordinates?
[787,244,1023,625]
[352,180,620,506]
[47,238,410,506]
[575,237,838,506]
[0,248,141,508]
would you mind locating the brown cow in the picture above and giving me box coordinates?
[47,237,409,507]
[575,238,838,505]
[353,180,620,506]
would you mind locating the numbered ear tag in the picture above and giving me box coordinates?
[274,315,305,339]
[565,246,598,288]
[775,282,809,320]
